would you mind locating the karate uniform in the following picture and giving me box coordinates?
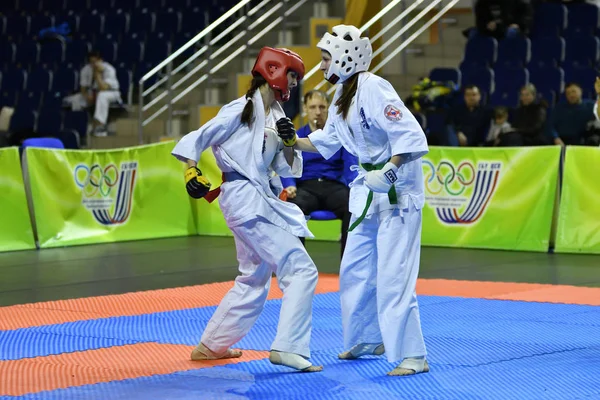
[172,90,318,358]
[308,72,429,363]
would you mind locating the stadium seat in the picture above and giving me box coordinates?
[531,3,567,37]
[497,36,531,67]
[9,109,37,132]
[52,67,78,93]
[529,65,564,99]
[529,36,565,68]
[1,68,28,92]
[15,40,41,66]
[37,108,63,136]
[17,91,43,112]
[564,34,599,67]
[63,110,89,139]
[310,211,337,221]
[460,65,495,97]
[22,137,64,149]
[564,3,599,36]
[429,67,461,87]
[462,36,497,67]
[39,40,66,66]
[65,39,91,68]
[27,68,53,92]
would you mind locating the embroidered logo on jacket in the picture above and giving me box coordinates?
[359,107,370,129]
[384,104,402,121]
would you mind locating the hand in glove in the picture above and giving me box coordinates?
[185,166,211,199]
[276,117,297,147]
[364,162,399,193]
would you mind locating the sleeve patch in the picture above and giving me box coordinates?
[384,104,402,121]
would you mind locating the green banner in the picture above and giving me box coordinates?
[0,147,36,252]
[25,142,197,248]
[555,146,600,254]
[421,146,561,252]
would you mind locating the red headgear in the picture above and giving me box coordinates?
[251,47,305,102]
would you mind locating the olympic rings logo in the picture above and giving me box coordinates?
[423,160,475,196]
[74,164,119,197]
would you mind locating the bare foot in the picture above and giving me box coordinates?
[190,343,243,361]
[387,359,430,376]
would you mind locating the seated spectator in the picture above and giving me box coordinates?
[503,84,548,146]
[63,51,122,137]
[550,83,595,145]
[445,85,492,146]
[280,90,357,258]
[485,106,514,146]
[473,0,533,39]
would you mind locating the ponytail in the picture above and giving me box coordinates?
[241,75,268,126]
[334,73,359,120]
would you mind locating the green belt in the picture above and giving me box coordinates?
[348,162,398,232]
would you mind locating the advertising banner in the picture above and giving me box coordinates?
[25,142,197,248]
[555,146,600,254]
[0,147,36,252]
[421,146,561,252]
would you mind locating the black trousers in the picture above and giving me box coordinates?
[287,179,351,258]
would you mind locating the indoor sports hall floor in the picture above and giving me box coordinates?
[1,237,599,399]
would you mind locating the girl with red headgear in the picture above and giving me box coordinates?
[171,47,322,372]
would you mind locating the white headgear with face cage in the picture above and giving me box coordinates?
[317,24,373,84]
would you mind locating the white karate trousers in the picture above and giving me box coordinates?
[93,91,122,124]
[200,217,319,358]
[340,203,427,363]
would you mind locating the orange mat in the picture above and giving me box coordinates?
[0,343,268,396]
[2,275,599,331]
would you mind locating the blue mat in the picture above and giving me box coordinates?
[2,294,600,399]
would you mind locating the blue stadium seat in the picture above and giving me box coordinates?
[58,129,80,149]
[52,67,78,93]
[460,65,495,96]
[531,3,567,37]
[181,6,206,36]
[529,36,565,68]
[78,11,104,37]
[89,0,116,13]
[529,65,564,100]
[310,211,337,221]
[538,89,556,107]
[65,39,91,68]
[27,68,53,92]
[116,67,133,105]
[104,10,130,37]
[54,13,79,35]
[497,37,531,68]
[17,91,43,112]
[64,0,91,13]
[562,64,596,96]
[5,15,31,39]
[9,109,37,132]
[37,108,63,136]
[0,42,16,64]
[30,14,54,35]
[1,68,27,91]
[429,67,461,86]
[144,33,171,63]
[39,40,66,66]
[95,37,118,64]
[155,9,182,35]
[463,36,497,67]
[63,111,88,139]
[565,3,599,36]
[129,9,155,35]
[489,90,520,108]
[19,0,42,13]
[115,0,138,11]
[564,35,599,67]
[42,90,66,109]
[15,40,41,66]
[0,16,6,38]
[118,35,144,64]
[0,89,17,109]
[22,137,64,149]
[139,0,164,8]
[44,0,67,14]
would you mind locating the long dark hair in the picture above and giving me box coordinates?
[241,75,268,126]
[334,73,359,120]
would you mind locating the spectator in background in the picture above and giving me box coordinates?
[505,84,548,146]
[445,85,492,146]
[63,51,122,137]
[484,106,514,146]
[474,0,533,39]
[550,83,595,145]
[280,90,357,258]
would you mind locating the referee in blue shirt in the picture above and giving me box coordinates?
[281,90,358,257]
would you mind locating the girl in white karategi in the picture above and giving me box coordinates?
[283,25,430,376]
[171,47,322,372]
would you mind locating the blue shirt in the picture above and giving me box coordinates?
[280,124,358,188]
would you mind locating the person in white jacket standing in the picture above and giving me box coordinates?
[285,25,430,376]
[171,47,322,372]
